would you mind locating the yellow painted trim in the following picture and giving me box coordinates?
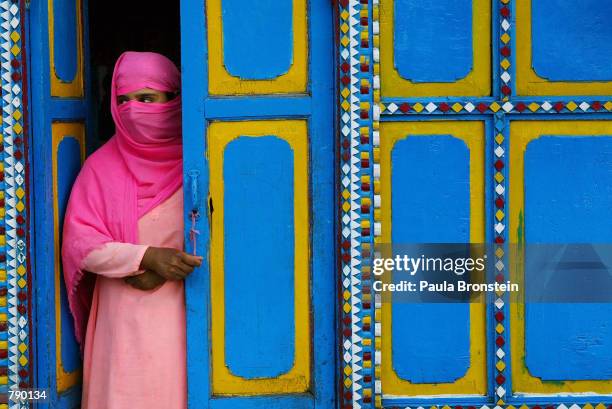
[509,120,612,393]
[52,122,86,393]
[48,0,84,97]
[209,120,311,395]
[379,0,491,97]
[516,2,612,96]
[206,0,308,95]
[379,121,487,396]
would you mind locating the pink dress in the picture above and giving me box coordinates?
[80,188,186,409]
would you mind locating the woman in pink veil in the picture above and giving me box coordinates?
[61,51,202,409]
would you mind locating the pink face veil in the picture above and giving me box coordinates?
[117,98,182,145]
[111,51,184,213]
[61,51,184,348]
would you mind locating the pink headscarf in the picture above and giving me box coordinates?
[61,51,183,346]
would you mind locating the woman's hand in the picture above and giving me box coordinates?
[140,247,203,281]
[124,270,166,291]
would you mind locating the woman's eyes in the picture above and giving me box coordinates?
[117,95,160,104]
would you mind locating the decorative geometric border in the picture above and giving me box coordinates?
[493,112,508,405]
[338,0,376,407]
[0,0,29,407]
[366,0,612,408]
[371,0,382,407]
[380,99,612,115]
[494,1,510,404]
[499,0,512,98]
[383,404,612,409]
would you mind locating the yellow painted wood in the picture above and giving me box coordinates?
[379,121,487,396]
[209,120,311,395]
[48,0,84,97]
[379,0,491,97]
[509,120,612,393]
[515,2,612,96]
[52,122,85,393]
[206,0,308,95]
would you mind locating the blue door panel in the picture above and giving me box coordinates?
[180,0,335,407]
[57,139,83,375]
[52,0,78,82]
[222,0,293,79]
[532,0,612,81]
[390,136,472,383]
[29,0,90,407]
[224,136,296,379]
[394,0,473,83]
[524,136,612,381]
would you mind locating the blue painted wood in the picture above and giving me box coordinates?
[50,100,88,120]
[53,0,78,82]
[381,118,497,406]
[391,136,471,383]
[204,96,311,119]
[182,0,335,406]
[210,395,313,409]
[31,0,62,403]
[524,136,612,380]
[503,117,612,407]
[224,136,295,379]
[394,0,473,83]
[308,1,335,408]
[180,0,212,406]
[57,138,83,373]
[29,0,92,406]
[525,137,612,242]
[392,303,471,383]
[383,396,501,407]
[507,396,612,406]
[532,0,612,81]
[222,0,293,79]
[392,136,471,243]
[524,303,612,380]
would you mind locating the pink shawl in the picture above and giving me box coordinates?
[61,51,183,346]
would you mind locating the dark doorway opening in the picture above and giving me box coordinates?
[88,1,181,147]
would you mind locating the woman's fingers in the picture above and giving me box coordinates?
[126,276,150,290]
[125,271,165,290]
[180,252,203,267]
[165,264,191,280]
[163,266,184,280]
[141,247,203,281]
[164,252,203,280]
[176,260,195,275]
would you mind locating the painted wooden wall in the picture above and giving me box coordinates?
[21,0,612,408]
[340,0,612,407]
[30,0,90,407]
[0,0,32,403]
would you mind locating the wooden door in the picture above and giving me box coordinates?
[29,0,91,407]
[180,1,336,408]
